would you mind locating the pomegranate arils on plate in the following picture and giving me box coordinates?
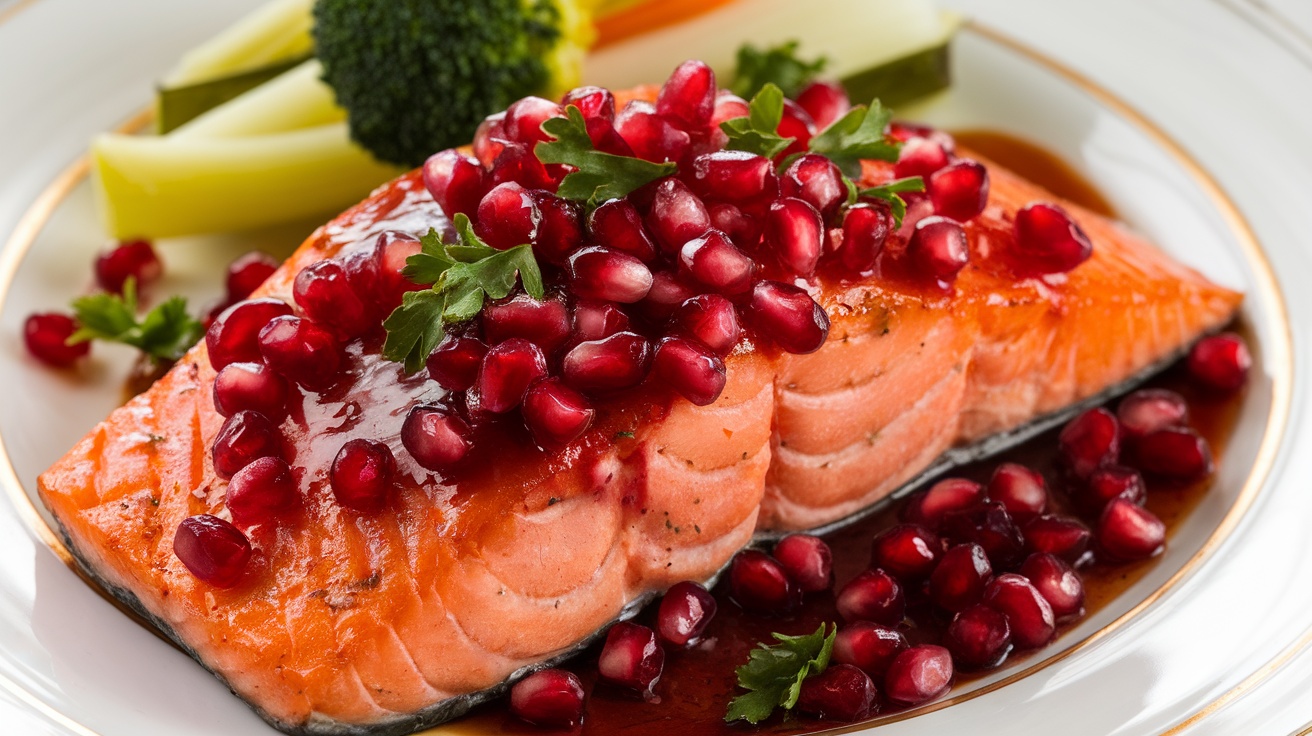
[475,338,548,414]
[589,199,657,262]
[764,198,824,277]
[652,337,726,406]
[1118,388,1189,441]
[331,439,396,512]
[473,112,506,167]
[562,332,652,393]
[402,405,472,471]
[351,230,425,312]
[586,117,635,157]
[640,271,698,320]
[836,568,905,626]
[422,149,487,219]
[213,362,289,420]
[894,137,951,180]
[94,239,162,294]
[689,151,777,205]
[426,335,488,393]
[1020,553,1085,620]
[679,231,756,295]
[482,294,571,353]
[1011,202,1093,275]
[905,478,985,530]
[871,524,940,582]
[510,669,586,728]
[1058,407,1121,478]
[23,313,89,366]
[571,300,630,344]
[728,550,799,614]
[1098,498,1166,561]
[929,543,992,613]
[293,260,373,338]
[673,294,740,356]
[562,85,615,121]
[940,502,1025,568]
[773,533,834,593]
[986,463,1048,520]
[928,159,990,222]
[656,60,716,129]
[781,154,846,221]
[945,604,1011,670]
[837,203,892,274]
[796,80,851,130]
[504,96,562,145]
[225,251,279,301]
[529,191,583,265]
[884,645,953,706]
[908,216,970,286]
[212,410,282,480]
[747,280,830,355]
[474,182,541,250]
[206,298,294,370]
[1188,333,1252,392]
[523,379,595,447]
[646,178,711,253]
[225,456,297,528]
[174,515,251,588]
[797,664,878,722]
[615,108,691,164]
[1080,465,1147,515]
[568,246,654,303]
[258,316,341,391]
[834,622,908,677]
[598,622,665,697]
[1134,428,1214,479]
[491,142,557,190]
[1022,515,1092,562]
[656,580,718,647]
[984,574,1055,649]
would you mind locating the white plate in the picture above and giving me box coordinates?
[0,1,1308,734]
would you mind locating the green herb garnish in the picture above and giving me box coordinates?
[535,106,677,207]
[859,176,925,227]
[382,214,543,373]
[808,97,901,178]
[725,623,837,725]
[69,278,204,363]
[720,83,795,160]
[731,41,827,99]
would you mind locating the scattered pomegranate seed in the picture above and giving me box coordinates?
[225,251,279,302]
[1117,388,1189,440]
[711,92,750,127]
[652,337,727,406]
[1187,333,1252,392]
[908,216,969,286]
[1058,407,1121,479]
[522,379,595,447]
[211,410,283,480]
[330,439,396,512]
[561,331,653,393]
[678,230,756,295]
[747,280,830,355]
[257,316,341,391]
[781,154,846,221]
[568,246,655,303]
[598,622,665,696]
[474,338,548,414]
[482,293,572,352]
[656,581,718,647]
[764,198,824,277]
[1020,553,1085,620]
[645,179,711,253]
[984,574,1055,649]
[589,199,658,262]
[510,668,586,728]
[94,239,162,294]
[929,543,992,612]
[343,230,425,314]
[1078,465,1146,515]
[473,112,506,167]
[293,260,373,338]
[894,137,951,180]
[422,149,488,219]
[796,80,851,129]
[639,271,698,320]
[940,502,1025,568]
[212,362,290,420]
[490,142,557,190]
[657,60,716,128]
[884,645,953,705]
[888,123,955,152]
[475,182,541,250]
[426,335,488,392]
[777,100,816,158]
[986,463,1048,521]
[504,96,563,145]
[904,478,985,530]
[836,569,905,626]
[772,534,834,593]
[797,664,878,722]
[1011,202,1093,275]
[1098,498,1166,561]
[529,191,584,265]
[728,550,799,614]
[672,294,740,356]
[689,151,777,205]
[615,105,691,164]
[205,298,294,370]
[562,85,616,121]
[225,456,297,528]
[1135,427,1214,479]
[173,515,251,588]
[928,159,989,222]
[836,203,892,274]
[570,300,631,345]
[833,622,908,677]
[945,604,1012,670]
[22,313,89,367]
[401,405,472,471]
[871,524,940,582]
[1022,515,1092,563]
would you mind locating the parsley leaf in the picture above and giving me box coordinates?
[731,41,828,99]
[535,106,676,207]
[383,214,543,373]
[69,278,204,363]
[720,83,795,160]
[860,176,925,228]
[725,623,837,725]
[808,97,900,178]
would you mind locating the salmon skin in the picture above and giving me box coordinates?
[38,139,1240,734]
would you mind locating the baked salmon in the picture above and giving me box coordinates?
[39,83,1240,734]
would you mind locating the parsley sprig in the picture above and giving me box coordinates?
[725,623,837,725]
[720,83,795,160]
[535,106,676,207]
[69,278,203,363]
[382,214,543,373]
[731,41,828,99]
[852,176,926,228]
[808,97,901,177]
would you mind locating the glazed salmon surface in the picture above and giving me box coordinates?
[38,146,1239,731]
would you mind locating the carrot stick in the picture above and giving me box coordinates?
[594,0,741,49]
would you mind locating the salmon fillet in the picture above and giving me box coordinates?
[38,144,1240,733]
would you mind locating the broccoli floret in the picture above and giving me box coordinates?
[313,0,593,167]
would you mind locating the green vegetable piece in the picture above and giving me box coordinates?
[725,623,837,725]
[69,278,204,363]
[808,97,901,178]
[860,176,925,227]
[719,83,794,160]
[156,54,313,134]
[840,40,953,110]
[535,106,677,207]
[731,41,827,99]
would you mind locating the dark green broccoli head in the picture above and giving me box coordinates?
[314,0,587,167]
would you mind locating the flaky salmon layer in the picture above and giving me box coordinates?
[38,147,1239,733]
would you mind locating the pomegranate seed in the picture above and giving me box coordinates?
[797,664,878,722]
[22,313,89,366]
[475,182,541,250]
[871,524,940,582]
[945,604,1011,670]
[836,203,892,274]
[173,515,251,588]
[426,335,488,392]
[205,298,293,370]
[523,378,595,447]
[894,137,951,180]
[402,405,472,471]
[225,456,297,528]
[422,149,487,219]
[330,439,395,512]
[529,191,583,265]
[836,568,905,625]
[586,117,636,157]
[929,543,992,612]
[213,362,290,420]
[293,260,373,338]
[598,622,664,696]
[490,142,556,190]
[678,231,756,295]
[833,622,908,677]
[928,159,989,222]
[689,151,778,205]
[1020,553,1085,619]
[639,271,698,320]
[211,410,282,480]
[1118,389,1189,440]
[1011,202,1093,275]
[567,246,654,303]
[510,669,586,728]
[656,580,718,647]
[652,337,726,406]
[712,93,750,126]
[884,645,953,705]
[561,332,652,393]
[772,534,833,593]
[984,574,1055,649]
[941,502,1025,568]
[589,199,657,262]
[570,300,630,344]
[1188,333,1251,392]
[646,179,711,253]
[656,60,716,128]
[1022,515,1092,563]
[986,463,1047,520]
[796,80,851,129]
[474,338,547,414]
[343,230,425,314]
[778,100,816,158]
[225,251,279,301]
[562,85,616,121]
[615,106,691,163]
[904,478,985,530]
[707,202,760,248]
[889,123,955,152]
[473,112,506,167]
[728,550,799,614]
[908,216,969,286]
[257,316,341,391]
[1058,407,1121,478]
[747,281,830,355]
[1098,498,1166,561]
[1078,465,1147,515]
[94,239,161,294]
[781,154,846,221]
[1134,428,1213,479]
[504,96,563,145]
[673,294,740,356]
[482,293,571,353]
[763,198,824,277]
